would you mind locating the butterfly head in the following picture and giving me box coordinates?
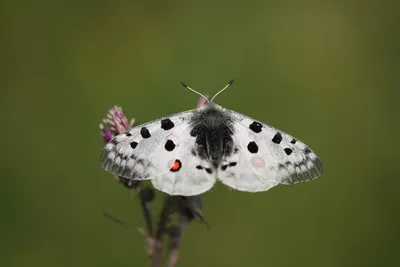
[195,97,226,114]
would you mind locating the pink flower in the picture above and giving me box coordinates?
[100,106,134,143]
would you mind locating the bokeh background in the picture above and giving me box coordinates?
[1,1,399,266]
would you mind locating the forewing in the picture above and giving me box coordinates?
[100,110,192,179]
[100,109,217,196]
[217,110,323,192]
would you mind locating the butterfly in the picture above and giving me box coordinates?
[100,80,323,196]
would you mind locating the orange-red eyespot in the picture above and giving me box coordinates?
[170,159,182,172]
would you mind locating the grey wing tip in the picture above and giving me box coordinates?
[305,157,324,182]
[99,148,138,180]
[99,149,113,172]
[315,158,324,176]
[284,157,324,185]
[99,149,121,175]
[305,157,324,181]
[99,149,109,169]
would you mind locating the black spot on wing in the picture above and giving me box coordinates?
[284,148,293,155]
[130,141,138,149]
[249,121,262,133]
[247,142,258,153]
[247,141,258,154]
[196,165,203,170]
[125,131,132,136]
[221,162,237,171]
[304,147,312,154]
[161,118,174,130]
[140,127,151,138]
[205,168,212,174]
[290,139,297,144]
[272,132,282,144]
[165,140,176,151]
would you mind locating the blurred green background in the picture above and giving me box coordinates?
[1,1,399,266]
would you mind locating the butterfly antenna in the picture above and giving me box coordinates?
[180,82,208,101]
[211,79,235,101]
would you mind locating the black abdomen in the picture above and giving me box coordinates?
[189,106,234,167]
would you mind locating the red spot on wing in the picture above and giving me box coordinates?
[170,159,182,172]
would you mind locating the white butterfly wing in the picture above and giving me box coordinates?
[217,111,323,192]
[100,110,216,196]
[151,126,217,196]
